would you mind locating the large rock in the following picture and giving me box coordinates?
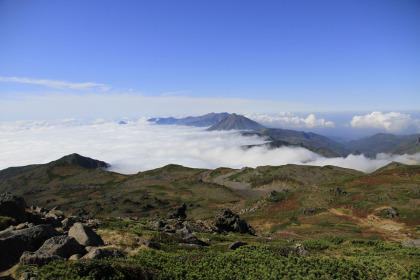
[68,222,104,246]
[36,235,86,258]
[0,193,27,223]
[82,248,124,260]
[0,224,59,270]
[214,208,254,234]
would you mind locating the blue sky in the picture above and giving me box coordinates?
[0,0,419,129]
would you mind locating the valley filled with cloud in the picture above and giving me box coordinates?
[1,118,419,174]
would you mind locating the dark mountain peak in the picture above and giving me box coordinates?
[206,114,265,131]
[56,153,110,170]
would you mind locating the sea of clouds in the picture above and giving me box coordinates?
[1,118,419,174]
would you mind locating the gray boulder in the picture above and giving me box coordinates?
[68,222,104,246]
[0,224,59,270]
[82,248,124,260]
[0,193,27,223]
[36,235,86,258]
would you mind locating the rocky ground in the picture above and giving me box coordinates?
[0,192,312,279]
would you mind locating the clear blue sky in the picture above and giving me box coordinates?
[0,0,419,117]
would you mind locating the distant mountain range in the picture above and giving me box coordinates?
[149,112,420,158]
[148,112,230,127]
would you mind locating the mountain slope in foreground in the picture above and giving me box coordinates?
[1,154,419,279]
[1,154,419,241]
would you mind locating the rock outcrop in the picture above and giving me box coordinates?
[214,208,255,235]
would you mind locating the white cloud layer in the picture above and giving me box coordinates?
[0,76,110,91]
[0,119,419,174]
[245,113,335,128]
[350,111,420,133]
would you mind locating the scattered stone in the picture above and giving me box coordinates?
[167,203,187,219]
[19,251,63,266]
[82,248,124,260]
[142,204,154,210]
[402,239,420,248]
[287,244,310,257]
[327,187,350,196]
[386,206,399,219]
[68,222,104,246]
[69,254,83,260]
[0,193,27,223]
[61,217,76,230]
[140,239,160,249]
[18,272,36,280]
[229,241,248,250]
[301,207,325,215]
[154,220,166,229]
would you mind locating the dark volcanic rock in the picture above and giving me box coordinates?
[82,248,124,260]
[68,222,104,246]
[167,203,187,219]
[0,192,27,223]
[215,208,254,234]
[36,235,86,258]
[0,224,59,270]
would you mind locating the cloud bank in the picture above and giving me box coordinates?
[245,113,335,129]
[0,93,304,121]
[350,111,420,134]
[1,119,419,174]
